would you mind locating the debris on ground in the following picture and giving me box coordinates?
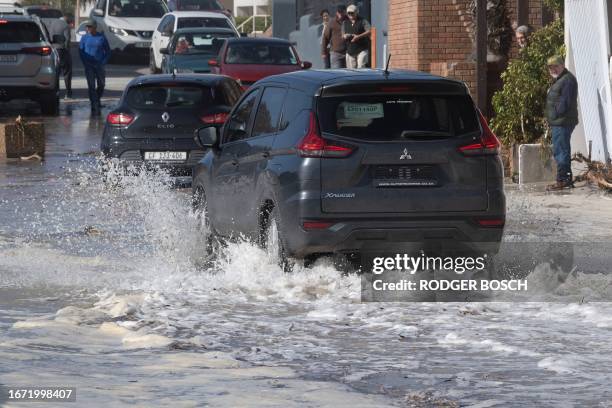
[573,153,612,191]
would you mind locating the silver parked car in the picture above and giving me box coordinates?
[0,14,62,114]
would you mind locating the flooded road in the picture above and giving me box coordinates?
[1,65,612,407]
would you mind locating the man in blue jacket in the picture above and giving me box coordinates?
[79,20,111,114]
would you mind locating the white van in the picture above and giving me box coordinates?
[90,0,168,55]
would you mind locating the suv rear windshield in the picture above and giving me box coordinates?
[176,17,231,29]
[176,0,222,10]
[0,22,44,43]
[317,94,479,140]
[225,43,298,65]
[27,8,63,18]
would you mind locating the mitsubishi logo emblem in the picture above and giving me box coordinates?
[400,148,412,160]
[161,112,170,123]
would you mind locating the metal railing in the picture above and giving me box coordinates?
[235,14,271,35]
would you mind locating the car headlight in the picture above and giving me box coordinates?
[108,26,129,36]
[174,68,194,74]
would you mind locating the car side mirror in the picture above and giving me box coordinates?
[301,61,312,69]
[240,32,248,37]
[160,47,169,55]
[93,8,104,16]
[194,126,219,148]
[207,58,218,66]
[52,34,66,44]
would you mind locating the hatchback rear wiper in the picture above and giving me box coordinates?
[165,100,191,107]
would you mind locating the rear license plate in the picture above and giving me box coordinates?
[374,165,437,187]
[144,151,187,161]
[0,55,17,63]
[135,42,149,48]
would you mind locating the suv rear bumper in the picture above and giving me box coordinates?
[0,81,57,101]
[283,218,503,257]
[277,187,505,258]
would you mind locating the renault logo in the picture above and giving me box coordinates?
[400,148,413,160]
[161,112,170,123]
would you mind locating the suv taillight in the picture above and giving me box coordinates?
[107,113,134,125]
[21,46,52,56]
[459,111,501,156]
[201,112,228,124]
[297,112,353,158]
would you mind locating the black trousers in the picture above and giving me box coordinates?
[58,48,72,92]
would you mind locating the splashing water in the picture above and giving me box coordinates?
[1,158,612,407]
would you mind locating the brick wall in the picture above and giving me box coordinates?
[388,0,546,98]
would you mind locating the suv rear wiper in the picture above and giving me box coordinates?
[400,130,451,139]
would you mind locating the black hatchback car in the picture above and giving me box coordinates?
[101,74,242,174]
[192,69,505,269]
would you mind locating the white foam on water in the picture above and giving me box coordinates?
[1,160,612,406]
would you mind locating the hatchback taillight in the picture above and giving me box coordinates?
[459,111,501,156]
[297,112,353,158]
[21,46,52,56]
[107,113,134,125]
[200,112,228,125]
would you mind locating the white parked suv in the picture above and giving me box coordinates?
[149,10,239,73]
[0,14,62,115]
[90,0,168,56]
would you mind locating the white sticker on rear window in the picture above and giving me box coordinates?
[342,102,384,119]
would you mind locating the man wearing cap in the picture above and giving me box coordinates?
[545,55,579,191]
[342,4,371,69]
[322,5,347,69]
[79,19,111,114]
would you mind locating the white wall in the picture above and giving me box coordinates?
[234,0,269,17]
[566,0,612,162]
[289,14,324,68]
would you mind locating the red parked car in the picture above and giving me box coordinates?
[208,37,312,89]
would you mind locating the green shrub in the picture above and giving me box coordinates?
[490,19,564,145]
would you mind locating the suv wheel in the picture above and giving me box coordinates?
[149,52,160,74]
[261,207,293,272]
[39,88,59,116]
[192,186,223,261]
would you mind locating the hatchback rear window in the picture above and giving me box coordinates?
[177,17,231,29]
[225,43,298,65]
[127,85,214,109]
[0,22,44,43]
[317,94,479,140]
[176,0,223,10]
[172,31,233,54]
[27,8,63,18]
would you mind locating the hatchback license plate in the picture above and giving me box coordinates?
[135,42,149,48]
[144,151,187,161]
[0,55,17,63]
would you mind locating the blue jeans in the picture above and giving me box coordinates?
[84,64,105,110]
[551,125,575,182]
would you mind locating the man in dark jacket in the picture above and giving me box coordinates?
[342,4,371,68]
[79,20,111,114]
[321,5,347,69]
[545,55,579,191]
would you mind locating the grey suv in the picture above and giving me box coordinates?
[0,14,62,114]
[192,70,505,270]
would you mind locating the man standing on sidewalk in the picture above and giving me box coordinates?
[342,4,371,69]
[79,20,110,115]
[545,55,579,191]
[48,13,73,99]
[321,5,347,69]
